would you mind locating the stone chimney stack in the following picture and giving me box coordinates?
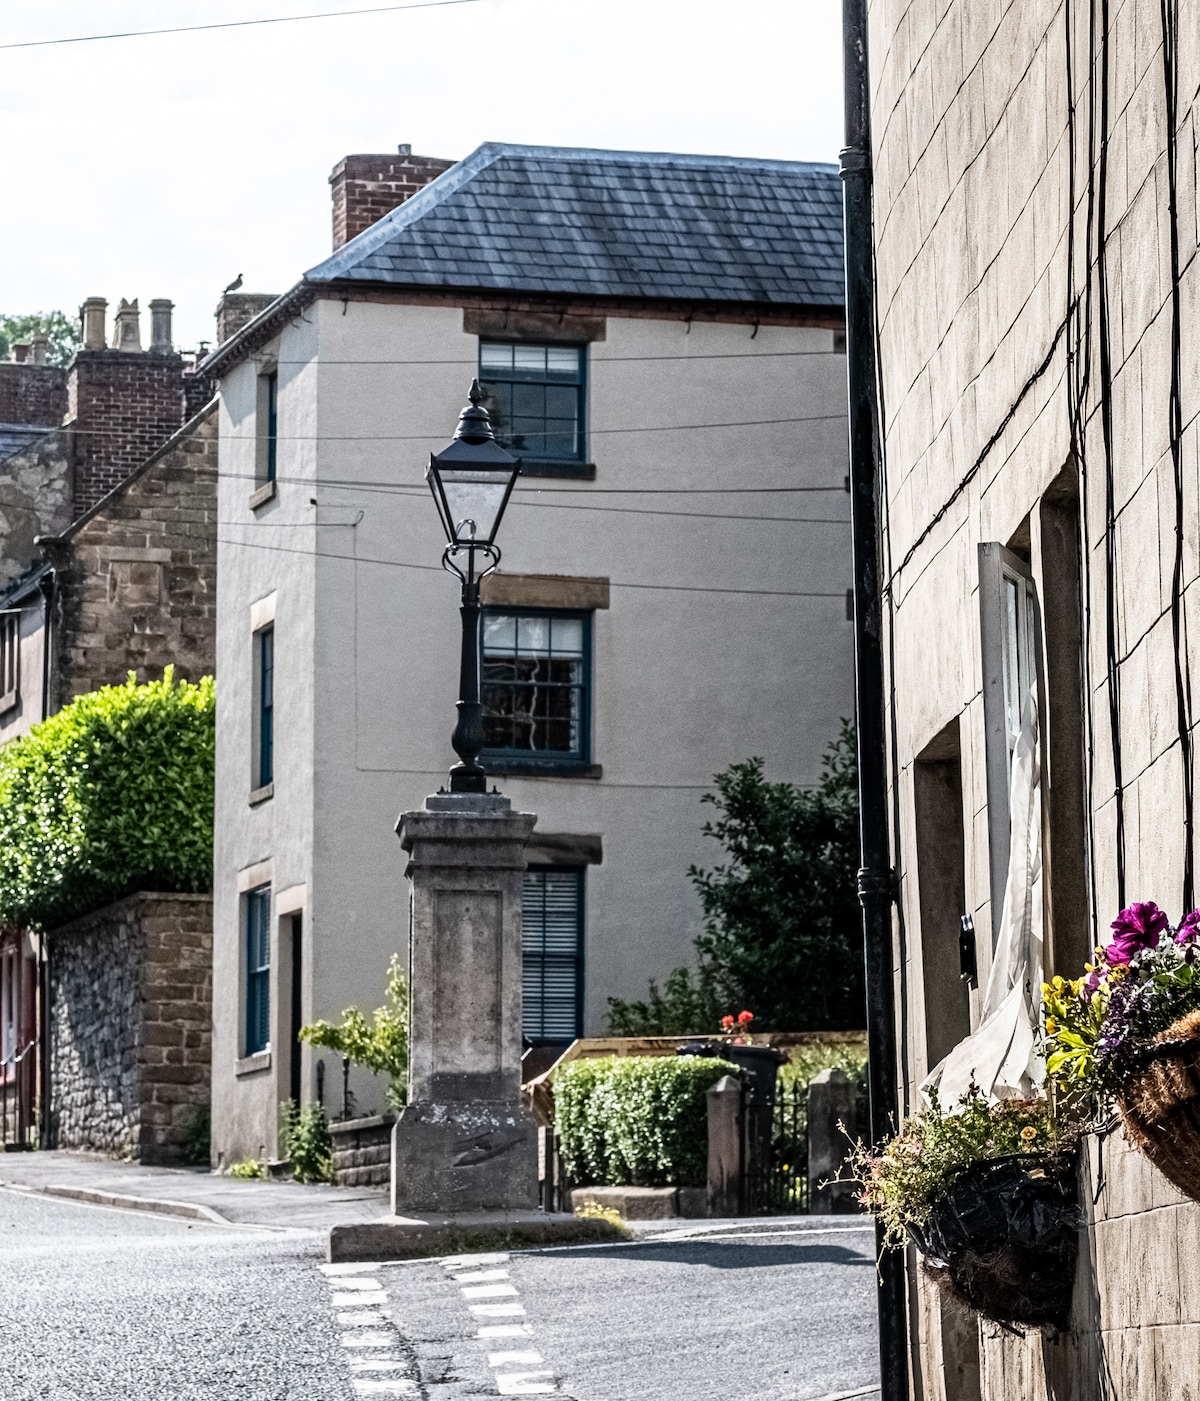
[215,293,280,346]
[149,300,174,354]
[111,299,142,352]
[81,297,108,351]
[29,333,49,365]
[329,143,454,250]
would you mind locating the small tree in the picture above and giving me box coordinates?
[608,722,864,1033]
[0,311,81,366]
[300,955,408,1110]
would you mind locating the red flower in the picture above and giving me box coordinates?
[721,1015,735,1030]
[737,1010,754,1026]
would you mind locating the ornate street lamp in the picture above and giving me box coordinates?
[426,379,521,793]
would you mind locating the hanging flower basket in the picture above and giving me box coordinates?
[1117,1008,1200,1203]
[908,1153,1079,1331]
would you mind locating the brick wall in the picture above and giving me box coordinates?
[47,401,217,701]
[330,149,454,249]
[0,363,67,426]
[66,350,186,515]
[47,892,213,1164]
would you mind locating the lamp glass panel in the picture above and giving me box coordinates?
[437,469,512,543]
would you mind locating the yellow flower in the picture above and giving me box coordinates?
[1046,1017,1058,1035]
[1051,975,1065,991]
[1021,1125,1038,1143]
[1041,981,1052,996]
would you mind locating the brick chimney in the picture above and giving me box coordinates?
[215,293,279,347]
[66,294,188,516]
[329,143,454,249]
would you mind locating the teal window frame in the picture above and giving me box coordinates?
[522,868,584,1044]
[477,340,586,471]
[480,608,591,769]
[244,885,271,1056]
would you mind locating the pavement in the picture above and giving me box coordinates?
[0,1153,882,1400]
[0,1148,392,1229]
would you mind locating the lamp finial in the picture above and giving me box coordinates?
[454,378,495,445]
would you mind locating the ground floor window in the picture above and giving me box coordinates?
[244,885,271,1055]
[522,868,583,1043]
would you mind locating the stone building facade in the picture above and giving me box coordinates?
[46,893,213,1163]
[861,0,1200,1396]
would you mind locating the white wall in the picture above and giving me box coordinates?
[211,293,854,1162]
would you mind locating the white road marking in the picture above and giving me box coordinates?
[351,1382,418,1396]
[341,1332,398,1348]
[321,1262,386,1275]
[350,1359,409,1371]
[812,1388,880,1401]
[333,1290,389,1306]
[451,1268,510,1283]
[461,1284,519,1298]
[469,1302,526,1317]
[441,1252,510,1268]
[337,1311,387,1327]
[495,1372,557,1395]
[488,1351,544,1366]
[478,1324,535,1338]
[328,1277,385,1290]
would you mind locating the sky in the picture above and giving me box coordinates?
[0,0,845,352]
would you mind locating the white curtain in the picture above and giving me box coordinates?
[921,690,1045,1108]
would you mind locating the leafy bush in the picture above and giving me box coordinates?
[0,310,81,367]
[280,1100,333,1184]
[606,964,725,1037]
[0,670,214,929]
[300,954,408,1109]
[228,1158,264,1181]
[554,1055,739,1187]
[608,724,864,1034]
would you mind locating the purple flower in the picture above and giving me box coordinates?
[1106,902,1169,965]
[1176,909,1200,946]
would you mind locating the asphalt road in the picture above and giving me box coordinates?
[0,1188,880,1401]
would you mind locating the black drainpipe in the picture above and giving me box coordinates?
[840,3,909,1399]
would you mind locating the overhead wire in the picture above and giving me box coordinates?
[0,0,486,51]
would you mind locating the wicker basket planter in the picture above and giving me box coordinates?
[908,1154,1079,1330]
[1117,1011,1200,1203]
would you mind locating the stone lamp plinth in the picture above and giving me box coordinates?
[391,791,539,1215]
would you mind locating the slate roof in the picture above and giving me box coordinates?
[0,423,54,464]
[305,143,844,308]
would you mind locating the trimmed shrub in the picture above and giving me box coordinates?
[0,670,214,929]
[554,1054,739,1187]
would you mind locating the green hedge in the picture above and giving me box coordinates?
[0,670,215,929]
[553,1054,740,1187]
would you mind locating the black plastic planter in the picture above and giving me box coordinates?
[908,1154,1079,1330]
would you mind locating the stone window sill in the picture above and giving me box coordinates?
[249,479,277,510]
[519,460,596,480]
[236,1051,271,1077]
[485,760,602,780]
[249,782,274,807]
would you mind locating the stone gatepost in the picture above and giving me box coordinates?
[391,791,539,1215]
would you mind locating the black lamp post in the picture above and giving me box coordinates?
[426,379,521,793]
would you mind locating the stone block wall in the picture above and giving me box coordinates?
[47,892,212,1163]
[46,400,217,700]
[0,429,72,585]
[330,1114,395,1188]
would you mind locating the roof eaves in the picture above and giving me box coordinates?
[0,558,54,610]
[197,281,316,378]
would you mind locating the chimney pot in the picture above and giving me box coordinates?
[29,333,49,365]
[397,143,412,155]
[80,296,108,351]
[112,299,142,352]
[149,299,174,354]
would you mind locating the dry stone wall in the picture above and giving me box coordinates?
[47,892,213,1163]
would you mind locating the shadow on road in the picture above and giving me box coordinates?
[557,1240,875,1270]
